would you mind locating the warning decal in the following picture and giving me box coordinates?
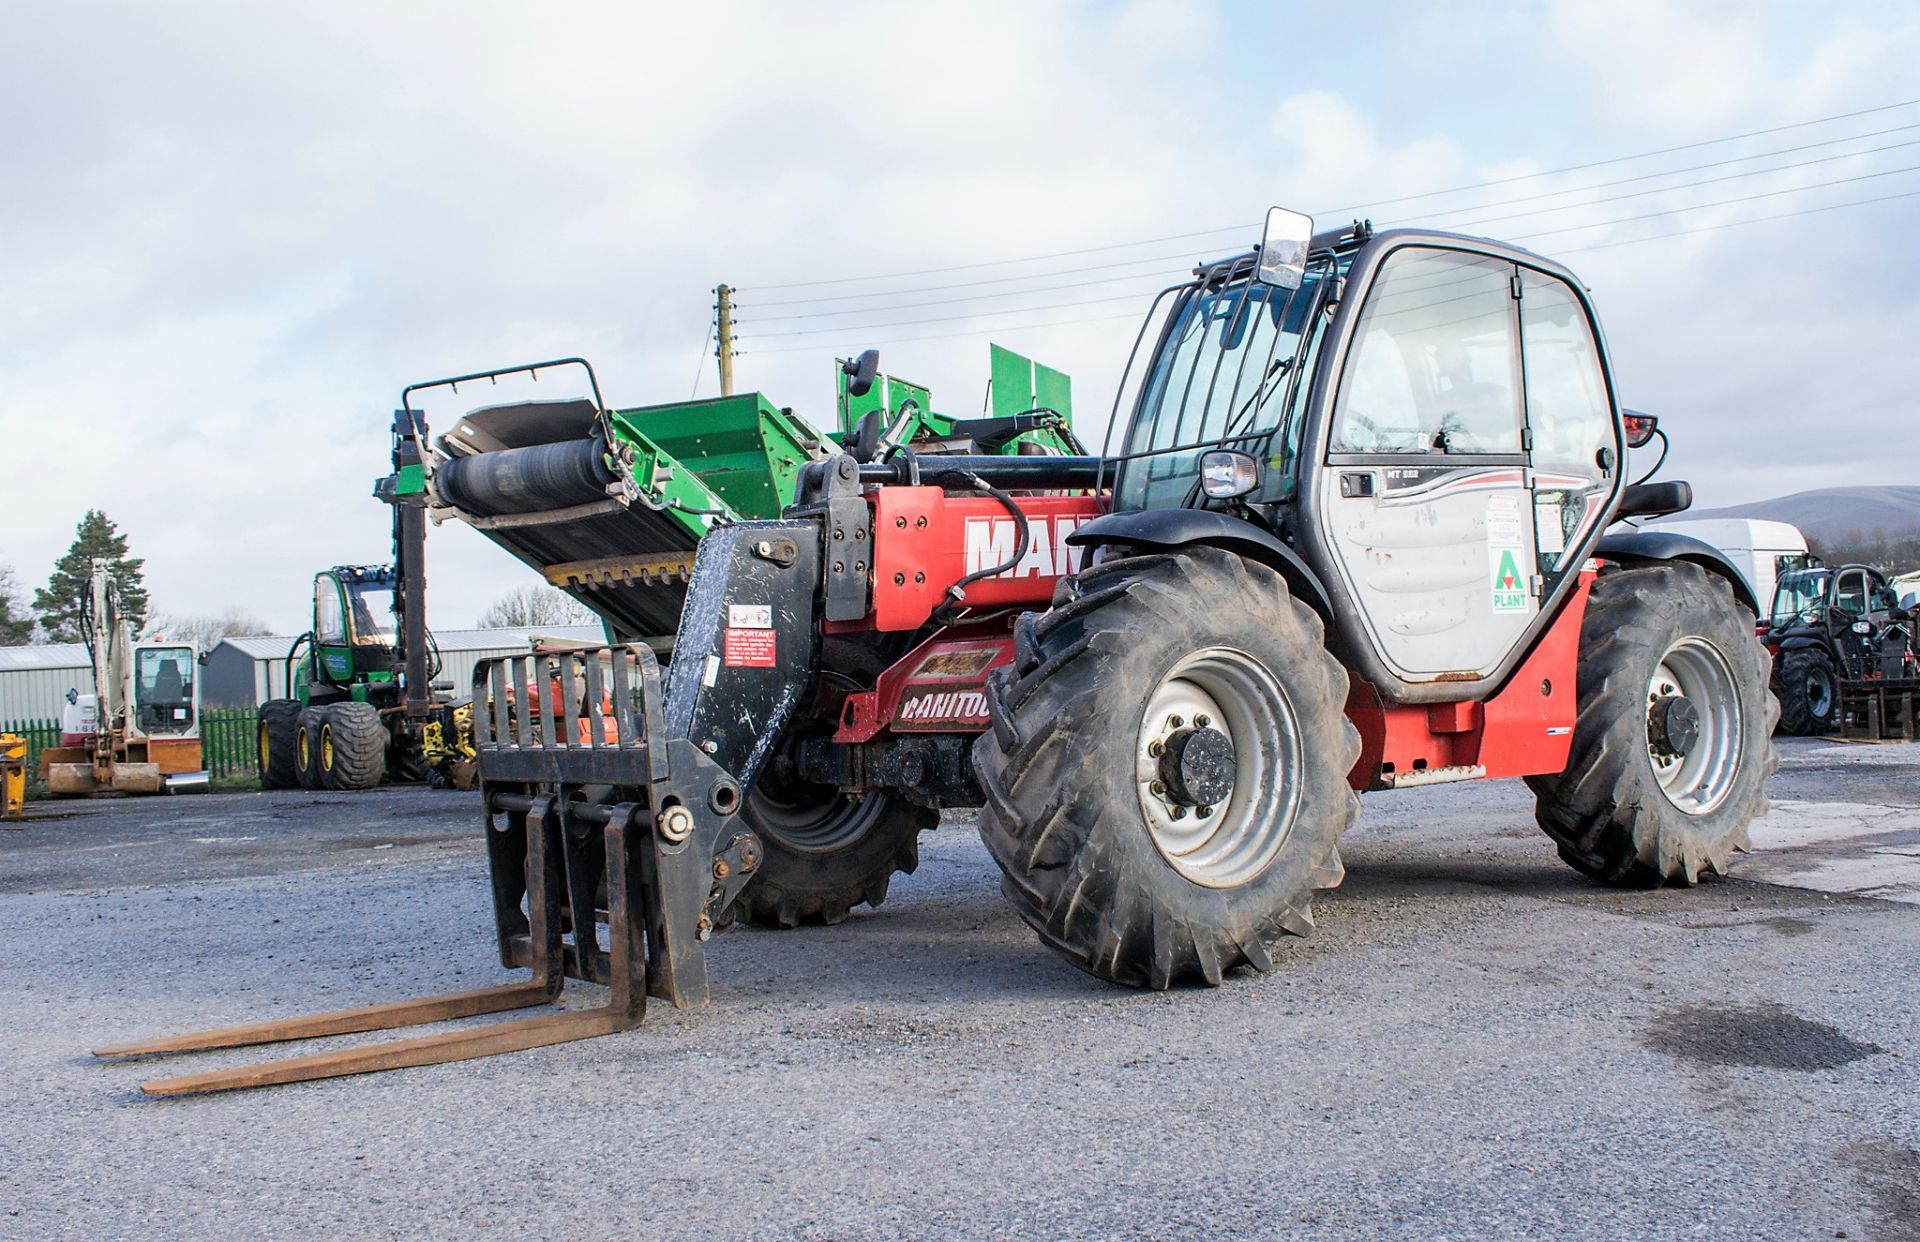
[724,628,777,667]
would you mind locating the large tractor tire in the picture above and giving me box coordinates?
[318,702,387,791]
[974,548,1360,989]
[734,783,935,927]
[1529,562,1777,887]
[294,707,328,790]
[256,699,302,789]
[1772,647,1838,736]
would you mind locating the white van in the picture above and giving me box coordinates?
[1655,518,1814,614]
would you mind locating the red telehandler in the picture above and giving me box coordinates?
[100,208,1775,1095]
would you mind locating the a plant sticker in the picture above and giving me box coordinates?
[1491,547,1528,612]
[1487,496,1528,613]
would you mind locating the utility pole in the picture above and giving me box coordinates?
[714,283,736,396]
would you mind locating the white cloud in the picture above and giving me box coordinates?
[1,0,1916,638]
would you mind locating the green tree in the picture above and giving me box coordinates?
[0,564,33,645]
[33,510,148,642]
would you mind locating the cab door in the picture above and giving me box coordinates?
[1317,247,1539,683]
[1515,269,1617,595]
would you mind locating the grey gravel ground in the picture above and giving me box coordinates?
[1,737,1915,1241]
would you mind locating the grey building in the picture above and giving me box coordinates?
[0,644,93,725]
[198,626,608,709]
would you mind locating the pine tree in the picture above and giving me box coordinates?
[0,565,33,645]
[33,511,148,643]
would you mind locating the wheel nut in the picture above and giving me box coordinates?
[1194,714,1210,728]
[1170,805,1187,820]
[1150,780,1166,796]
[1167,715,1183,729]
[1196,804,1213,818]
[1148,740,1163,757]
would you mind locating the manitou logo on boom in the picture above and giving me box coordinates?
[963,515,1091,580]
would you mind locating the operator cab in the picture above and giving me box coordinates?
[1110,207,1625,698]
[314,567,400,684]
[130,643,197,738]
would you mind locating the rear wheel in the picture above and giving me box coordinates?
[1773,647,1838,736]
[294,707,327,790]
[318,702,387,791]
[256,699,301,789]
[974,548,1359,988]
[1529,562,1777,886]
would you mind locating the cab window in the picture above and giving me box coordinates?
[316,580,347,643]
[1835,570,1869,616]
[1333,249,1523,456]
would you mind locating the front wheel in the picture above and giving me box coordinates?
[1529,562,1777,886]
[974,548,1359,989]
[1773,647,1837,736]
[731,778,934,927]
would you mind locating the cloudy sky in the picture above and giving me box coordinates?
[2,0,1916,635]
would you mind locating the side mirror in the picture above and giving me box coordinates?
[1622,410,1659,449]
[1255,207,1314,290]
[842,349,880,399]
[1200,450,1258,499]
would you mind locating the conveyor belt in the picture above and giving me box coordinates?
[433,404,710,641]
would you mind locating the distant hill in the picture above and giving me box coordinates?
[1670,486,1920,543]
[1664,486,1920,570]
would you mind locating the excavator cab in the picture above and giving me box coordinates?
[130,644,196,738]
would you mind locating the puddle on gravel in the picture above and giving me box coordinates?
[1642,1002,1883,1071]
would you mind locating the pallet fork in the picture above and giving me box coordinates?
[94,638,769,1096]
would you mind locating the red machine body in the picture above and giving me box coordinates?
[837,485,1596,796]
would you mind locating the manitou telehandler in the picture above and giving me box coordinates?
[101,208,1777,1095]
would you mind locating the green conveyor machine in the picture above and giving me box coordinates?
[427,345,1076,641]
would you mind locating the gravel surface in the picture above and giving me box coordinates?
[1,737,1915,1241]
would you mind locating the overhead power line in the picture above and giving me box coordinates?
[745,132,1920,325]
[740,96,1920,294]
[737,158,1920,344]
[742,182,1919,358]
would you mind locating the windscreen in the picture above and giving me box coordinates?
[1115,266,1330,511]
[349,584,398,647]
[1771,569,1830,627]
[134,646,195,736]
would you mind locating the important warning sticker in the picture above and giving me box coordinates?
[724,628,777,667]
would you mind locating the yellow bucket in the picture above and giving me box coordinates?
[0,733,25,818]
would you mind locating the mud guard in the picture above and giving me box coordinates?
[1594,529,1760,613]
[1066,508,1332,617]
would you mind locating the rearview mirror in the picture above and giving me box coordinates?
[1621,410,1659,449]
[1256,207,1314,290]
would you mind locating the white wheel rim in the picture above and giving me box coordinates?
[1647,637,1743,816]
[1135,647,1303,889]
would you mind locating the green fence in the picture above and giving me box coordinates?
[1,709,260,798]
[199,709,259,782]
